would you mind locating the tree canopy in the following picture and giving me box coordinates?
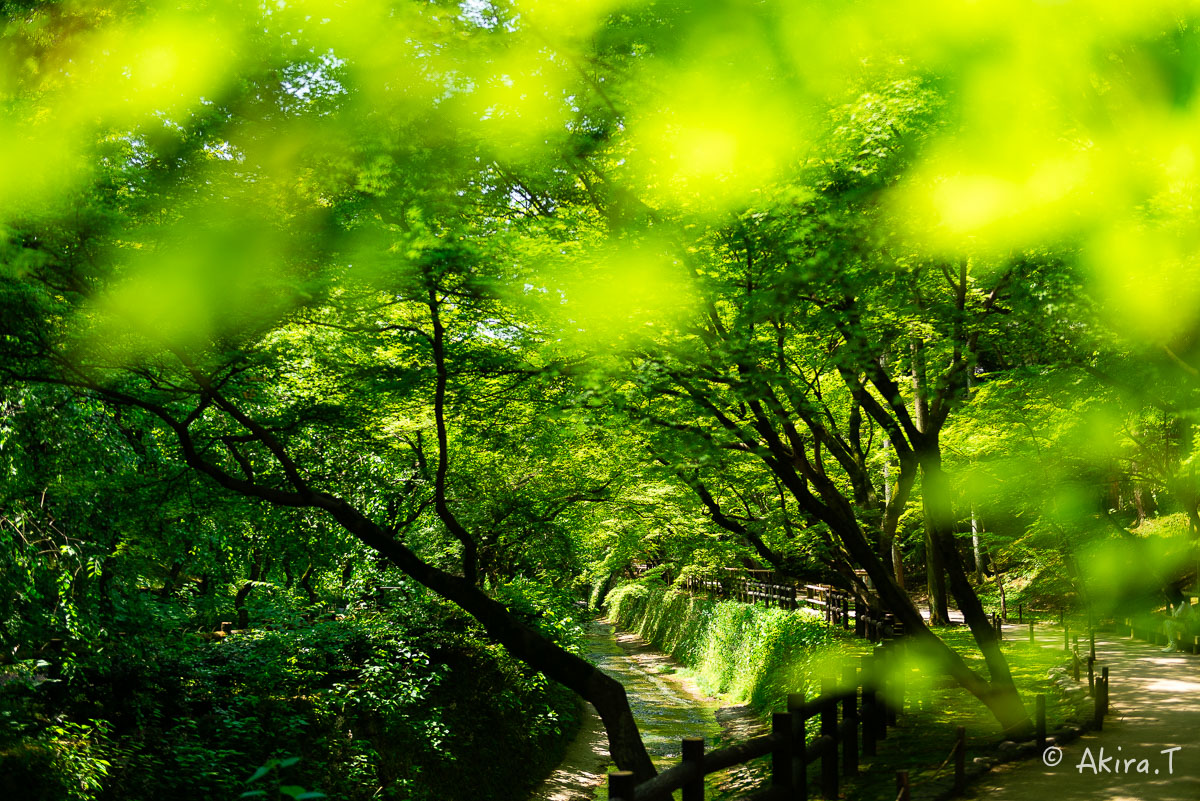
[4,0,1200,788]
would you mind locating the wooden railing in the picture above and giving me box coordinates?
[605,586,1117,800]
[1071,631,1112,731]
[608,639,909,801]
[1124,612,1200,654]
[678,574,905,643]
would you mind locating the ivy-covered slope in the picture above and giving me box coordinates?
[606,584,853,713]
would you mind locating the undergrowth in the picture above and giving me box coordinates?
[0,585,581,801]
[605,583,852,713]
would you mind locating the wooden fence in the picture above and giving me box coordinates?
[1124,612,1200,654]
[678,573,905,644]
[608,639,913,801]
[606,581,1116,801]
[610,644,1114,801]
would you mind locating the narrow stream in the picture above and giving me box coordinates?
[585,620,724,765]
[528,620,768,801]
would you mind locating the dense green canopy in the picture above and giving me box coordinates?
[3,0,1200,795]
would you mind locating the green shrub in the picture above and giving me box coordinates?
[0,720,114,801]
[2,599,580,801]
[606,584,852,713]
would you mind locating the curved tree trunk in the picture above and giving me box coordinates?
[319,496,658,780]
[919,447,1029,734]
[298,561,319,605]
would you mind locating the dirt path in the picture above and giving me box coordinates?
[966,629,1200,801]
[525,699,610,801]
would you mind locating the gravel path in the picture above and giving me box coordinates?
[967,631,1200,801]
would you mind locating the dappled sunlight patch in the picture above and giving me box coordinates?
[83,196,321,361]
[542,237,698,350]
[625,62,810,211]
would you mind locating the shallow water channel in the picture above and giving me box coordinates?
[528,620,768,801]
[586,620,724,764]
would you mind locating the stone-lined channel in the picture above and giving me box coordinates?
[528,620,768,801]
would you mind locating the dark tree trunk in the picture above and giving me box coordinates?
[925,525,950,625]
[159,562,183,599]
[919,445,1028,733]
[235,549,266,630]
[912,340,948,625]
[317,497,658,780]
[299,562,319,605]
[234,584,252,629]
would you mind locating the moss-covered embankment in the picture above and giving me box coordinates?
[605,583,853,715]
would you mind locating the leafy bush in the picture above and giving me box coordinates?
[606,584,852,712]
[1,600,580,801]
[0,719,114,801]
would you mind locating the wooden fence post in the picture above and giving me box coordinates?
[874,652,889,738]
[860,655,877,757]
[1087,656,1095,695]
[1094,671,1108,729]
[1036,695,1046,753]
[842,665,858,776]
[882,644,897,727]
[1102,666,1110,714]
[896,770,911,801]
[893,640,905,716]
[954,726,966,795]
[788,693,808,801]
[772,712,793,794]
[682,737,704,801]
[1064,623,1070,652]
[608,771,635,801]
[821,691,838,799]
[1029,621,1035,644]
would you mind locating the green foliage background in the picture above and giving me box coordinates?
[0,590,581,801]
